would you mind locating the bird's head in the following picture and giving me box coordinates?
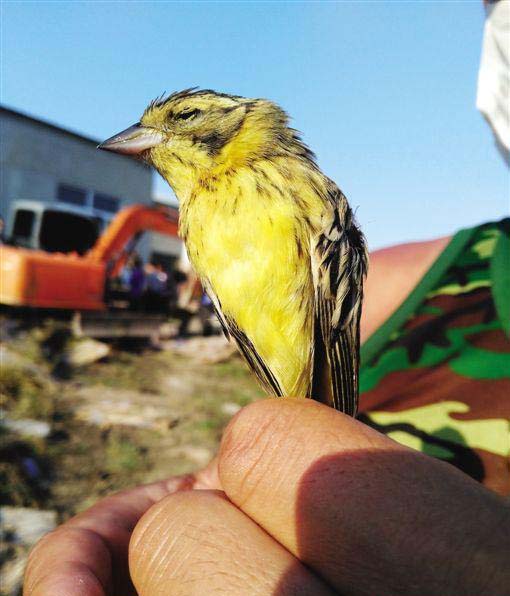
[99,88,313,198]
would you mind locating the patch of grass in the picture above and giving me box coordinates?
[194,418,221,432]
[104,432,143,474]
[0,366,55,420]
[233,393,255,407]
[214,360,251,379]
[74,350,169,395]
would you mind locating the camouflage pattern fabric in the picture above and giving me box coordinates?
[359,219,510,495]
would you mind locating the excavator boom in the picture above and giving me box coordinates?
[87,204,179,272]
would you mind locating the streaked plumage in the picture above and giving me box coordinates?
[99,89,368,415]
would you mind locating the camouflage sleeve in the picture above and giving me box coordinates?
[359,219,510,496]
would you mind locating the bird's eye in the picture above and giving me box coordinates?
[175,109,201,121]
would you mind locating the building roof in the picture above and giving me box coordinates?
[0,104,147,167]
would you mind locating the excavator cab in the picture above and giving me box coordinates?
[6,200,102,254]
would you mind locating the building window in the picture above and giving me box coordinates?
[93,192,119,213]
[57,184,87,206]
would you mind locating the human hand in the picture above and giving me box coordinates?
[23,461,221,595]
[25,399,510,595]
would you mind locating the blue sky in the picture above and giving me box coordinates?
[2,1,508,249]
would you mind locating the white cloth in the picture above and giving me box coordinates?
[477,0,510,165]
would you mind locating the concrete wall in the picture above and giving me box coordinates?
[0,107,183,263]
[0,108,151,218]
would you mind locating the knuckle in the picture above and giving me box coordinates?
[219,399,305,504]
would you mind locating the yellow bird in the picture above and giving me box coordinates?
[99,89,368,415]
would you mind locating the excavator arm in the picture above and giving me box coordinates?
[86,204,179,276]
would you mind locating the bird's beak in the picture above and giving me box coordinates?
[98,123,164,155]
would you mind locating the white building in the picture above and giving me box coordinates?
[0,105,181,267]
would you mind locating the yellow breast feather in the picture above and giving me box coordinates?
[183,161,319,397]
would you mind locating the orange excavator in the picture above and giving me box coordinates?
[0,204,179,311]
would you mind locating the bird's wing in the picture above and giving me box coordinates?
[310,185,368,415]
[202,279,284,397]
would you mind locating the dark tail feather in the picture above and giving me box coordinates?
[311,301,359,417]
[329,327,359,416]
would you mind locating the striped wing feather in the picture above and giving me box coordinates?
[311,186,368,415]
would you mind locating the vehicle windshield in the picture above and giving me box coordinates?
[39,210,100,254]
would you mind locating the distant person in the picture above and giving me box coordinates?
[171,269,197,337]
[119,260,132,290]
[128,255,145,310]
[165,268,180,306]
[199,291,216,336]
[146,262,168,294]
[145,261,169,311]
[172,268,189,294]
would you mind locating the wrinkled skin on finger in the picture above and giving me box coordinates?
[129,490,334,596]
[24,462,221,596]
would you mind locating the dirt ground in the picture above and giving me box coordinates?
[0,318,264,594]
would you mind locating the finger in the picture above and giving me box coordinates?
[24,527,112,596]
[193,455,221,489]
[24,469,219,596]
[129,489,334,596]
[218,398,508,596]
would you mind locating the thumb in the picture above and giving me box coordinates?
[128,489,334,595]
